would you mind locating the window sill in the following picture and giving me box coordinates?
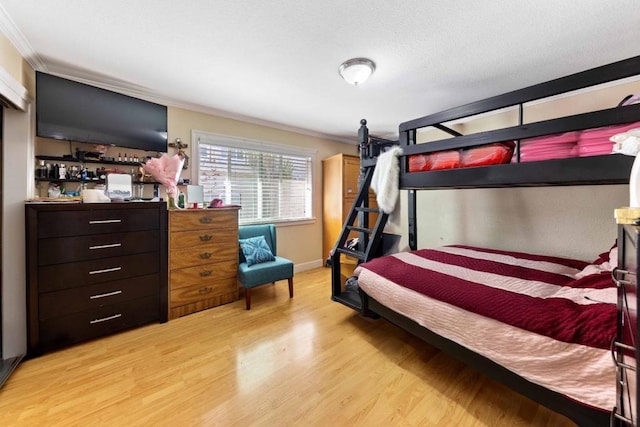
[239,217,316,227]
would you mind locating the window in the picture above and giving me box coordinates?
[194,131,314,225]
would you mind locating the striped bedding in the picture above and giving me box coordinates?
[354,245,616,411]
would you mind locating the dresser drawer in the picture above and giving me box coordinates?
[170,260,237,289]
[169,209,237,232]
[39,252,159,293]
[38,230,160,266]
[38,295,159,352]
[170,243,238,270]
[169,277,237,308]
[39,274,160,320]
[169,227,237,250]
[38,208,159,238]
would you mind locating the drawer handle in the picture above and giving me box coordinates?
[89,219,122,224]
[89,267,122,275]
[199,270,212,277]
[199,287,213,294]
[199,252,212,259]
[199,217,213,224]
[90,290,123,300]
[199,235,213,242]
[89,243,122,250]
[90,313,122,324]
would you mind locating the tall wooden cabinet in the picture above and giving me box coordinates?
[168,208,240,319]
[322,153,378,262]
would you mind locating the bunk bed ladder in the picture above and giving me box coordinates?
[330,165,388,311]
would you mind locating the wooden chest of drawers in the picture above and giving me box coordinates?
[168,208,240,319]
[25,202,168,356]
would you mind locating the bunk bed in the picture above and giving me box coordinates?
[330,55,640,427]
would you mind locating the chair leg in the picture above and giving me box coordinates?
[288,277,293,298]
[245,288,251,310]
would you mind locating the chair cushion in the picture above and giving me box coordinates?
[238,256,294,288]
[239,235,276,266]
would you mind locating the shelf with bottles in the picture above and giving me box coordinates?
[35,158,159,185]
[34,177,160,185]
[35,154,143,167]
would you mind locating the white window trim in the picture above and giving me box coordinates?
[192,130,317,226]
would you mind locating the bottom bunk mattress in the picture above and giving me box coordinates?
[353,245,616,412]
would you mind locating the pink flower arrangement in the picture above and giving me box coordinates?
[142,153,185,196]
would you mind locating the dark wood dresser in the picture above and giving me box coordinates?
[25,202,168,356]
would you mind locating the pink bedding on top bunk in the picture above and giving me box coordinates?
[354,245,616,411]
[517,121,640,162]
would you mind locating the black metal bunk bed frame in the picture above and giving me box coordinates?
[614,224,638,426]
[331,55,640,426]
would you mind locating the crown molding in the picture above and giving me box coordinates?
[0,63,30,110]
[169,99,357,145]
[0,3,46,71]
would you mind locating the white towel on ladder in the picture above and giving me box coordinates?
[370,146,403,225]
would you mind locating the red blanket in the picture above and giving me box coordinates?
[357,245,615,349]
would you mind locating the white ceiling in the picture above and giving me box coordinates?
[0,0,639,144]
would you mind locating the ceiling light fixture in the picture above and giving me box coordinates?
[338,58,376,86]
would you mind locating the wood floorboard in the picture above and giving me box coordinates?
[0,268,575,426]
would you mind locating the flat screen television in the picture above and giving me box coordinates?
[36,71,168,153]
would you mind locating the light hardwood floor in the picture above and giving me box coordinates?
[0,268,575,426]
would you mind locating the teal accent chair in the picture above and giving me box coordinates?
[238,224,294,310]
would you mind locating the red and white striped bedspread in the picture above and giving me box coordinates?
[353,245,616,411]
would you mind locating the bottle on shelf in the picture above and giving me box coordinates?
[118,153,122,162]
[36,160,47,179]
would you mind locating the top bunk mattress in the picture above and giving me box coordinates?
[353,245,617,412]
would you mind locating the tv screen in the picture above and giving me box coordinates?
[36,71,168,153]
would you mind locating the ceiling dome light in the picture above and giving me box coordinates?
[338,58,376,86]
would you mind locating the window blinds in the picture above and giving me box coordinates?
[198,138,312,224]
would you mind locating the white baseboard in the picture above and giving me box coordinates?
[294,259,323,273]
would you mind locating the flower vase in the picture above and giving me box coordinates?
[167,196,177,209]
[166,191,178,209]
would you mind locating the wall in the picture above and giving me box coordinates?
[0,34,29,88]
[169,106,357,270]
[409,79,640,261]
[0,32,34,359]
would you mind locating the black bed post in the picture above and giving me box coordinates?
[515,103,523,163]
[358,118,369,160]
[408,190,417,250]
[357,119,371,247]
[400,128,418,250]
